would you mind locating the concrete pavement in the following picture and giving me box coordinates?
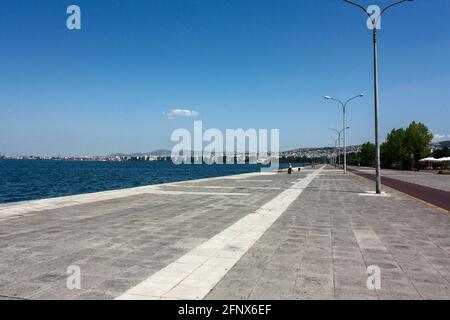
[1,166,450,300]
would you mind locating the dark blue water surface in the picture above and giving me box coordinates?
[0,160,279,204]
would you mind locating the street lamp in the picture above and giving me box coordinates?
[329,127,350,169]
[325,94,363,173]
[329,137,339,167]
[329,128,342,168]
[342,0,413,193]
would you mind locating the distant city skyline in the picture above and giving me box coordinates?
[3,139,449,159]
[1,0,449,157]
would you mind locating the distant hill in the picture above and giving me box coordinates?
[149,149,172,156]
[108,149,171,158]
[431,140,450,149]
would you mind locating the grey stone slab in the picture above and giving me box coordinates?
[413,281,450,299]
[248,281,294,300]
[207,167,450,300]
[97,278,140,293]
[334,288,379,300]
[205,287,251,300]
[296,274,333,290]
[379,279,418,294]
[378,291,422,300]
[2,167,450,300]
[75,290,119,300]
[0,282,53,299]
[0,171,289,299]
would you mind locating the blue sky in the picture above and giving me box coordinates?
[0,0,449,156]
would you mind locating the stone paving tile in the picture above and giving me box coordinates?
[2,167,450,300]
[206,167,450,300]
[0,172,301,299]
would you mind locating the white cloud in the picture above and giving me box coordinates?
[162,108,199,120]
[433,133,450,142]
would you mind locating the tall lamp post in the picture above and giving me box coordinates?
[326,94,363,173]
[329,127,349,169]
[330,130,340,168]
[342,0,413,193]
[329,137,339,167]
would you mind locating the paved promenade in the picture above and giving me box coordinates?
[1,166,450,300]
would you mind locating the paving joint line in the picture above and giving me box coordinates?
[116,166,325,300]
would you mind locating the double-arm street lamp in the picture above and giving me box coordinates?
[329,128,343,168]
[329,126,350,170]
[342,0,413,193]
[326,94,363,173]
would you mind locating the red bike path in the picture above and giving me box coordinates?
[348,168,450,212]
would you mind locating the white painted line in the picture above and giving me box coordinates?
[116,166,325,300]
[115,294,160,300]
[165,185,282,190]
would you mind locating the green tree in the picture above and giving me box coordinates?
[346,152,361,166]
[360,142,376,167]
[433,146,450,158]
[381,128,407,169]
[380,121,433,170]
[404,121,433,169]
